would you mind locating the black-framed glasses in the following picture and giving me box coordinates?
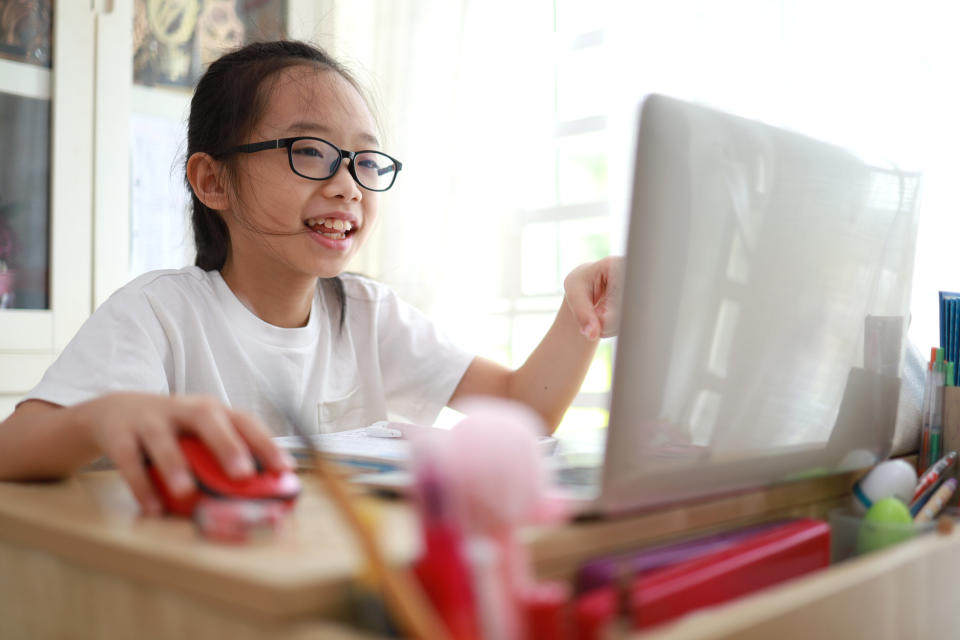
[217,136,403,192]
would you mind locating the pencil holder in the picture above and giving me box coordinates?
[827,507,945,562]
[941,386,960,480]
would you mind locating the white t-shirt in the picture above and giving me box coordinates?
[24,267,474,435]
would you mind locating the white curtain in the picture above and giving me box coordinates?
[603,0,960,352]
[324,1,557,355]
[327,0,960,362]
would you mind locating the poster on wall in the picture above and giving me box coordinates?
[129,113,192,278]
[133,0,287,88]
[0,0,52,67]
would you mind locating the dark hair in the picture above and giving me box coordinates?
[187,40,360,326]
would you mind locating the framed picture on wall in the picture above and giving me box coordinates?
[133,0,287,88]
[0,0,52,67]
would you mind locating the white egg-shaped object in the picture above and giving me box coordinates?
[851,459,918,514]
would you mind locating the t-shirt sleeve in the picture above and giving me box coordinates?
[22,286,170,408]
[374,286,474,425]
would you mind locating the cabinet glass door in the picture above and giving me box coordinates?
[0,0,52,310]
[0,0,94,415]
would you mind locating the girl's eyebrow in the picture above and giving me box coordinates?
[286,121,380,148]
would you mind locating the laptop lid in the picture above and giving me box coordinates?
[598,94,921,515]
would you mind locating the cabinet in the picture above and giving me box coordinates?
[0,1,95,417]
[0,0,339,418]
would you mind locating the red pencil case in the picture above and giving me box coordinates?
[630,518,830,629]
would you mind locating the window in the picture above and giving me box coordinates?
[338,1,619,438]
[338,0,959,437]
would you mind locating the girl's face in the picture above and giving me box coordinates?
[225,65,381,279]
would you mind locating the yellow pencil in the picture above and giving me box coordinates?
[915,478,958,523]
[288,419,451,640]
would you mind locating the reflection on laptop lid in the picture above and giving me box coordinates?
[575,94,920,516]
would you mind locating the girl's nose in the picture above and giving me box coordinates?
[321,160,362,201]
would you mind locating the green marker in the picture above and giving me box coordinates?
[948,361,956,388]
[930,352,947,467]
[931,431,942,469]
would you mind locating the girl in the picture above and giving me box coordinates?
[0,41,621,515]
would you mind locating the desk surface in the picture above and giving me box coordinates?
[9,464,959,639]
[0,471,419,619]
[6,467,960,639]
[0,464,867,620]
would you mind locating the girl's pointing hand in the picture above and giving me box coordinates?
[563,256,624,341]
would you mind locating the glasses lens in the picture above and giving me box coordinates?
[290,138,340,179]
[354,152,399,191]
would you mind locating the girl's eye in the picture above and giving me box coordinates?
[294,145,326,158]
[357,158,381,170]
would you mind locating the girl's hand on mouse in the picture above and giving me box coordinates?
[78,393,293,515]
[563,256,624,341]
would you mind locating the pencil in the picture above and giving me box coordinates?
[287,419,452,640]
[911,450,958,506]
[915,477,958,523]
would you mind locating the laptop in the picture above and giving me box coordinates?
[560,94,922,516]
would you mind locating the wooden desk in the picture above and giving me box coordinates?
[2,468,960,639]
[0,472,411,639]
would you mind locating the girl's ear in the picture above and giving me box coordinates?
[187,152,230,210]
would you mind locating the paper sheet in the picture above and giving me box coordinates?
[273,424,559,470]
[273,425,411,468]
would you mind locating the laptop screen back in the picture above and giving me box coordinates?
[600,95,921,514]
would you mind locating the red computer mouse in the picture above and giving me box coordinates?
[147,434,301,516]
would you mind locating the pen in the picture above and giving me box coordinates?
[285,449,402,473]
[919,349,937,474]
[915,477,958,523]
[521,582,569,640]
[412,463,479,640]
[911,450,958,506]
[464,535,514,640]
[930,350,946,469]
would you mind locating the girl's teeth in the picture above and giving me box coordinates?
[307,217,353,232]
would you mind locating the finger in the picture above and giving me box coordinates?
[597,304,620,338]
[136,417,196,498]
[174,396,255,479]
[108,429,165,515]
[229,409,295,471]
[564,268,603,340]
[595,257,624,338]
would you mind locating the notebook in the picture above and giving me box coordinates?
[275,422,559,477]
[275,424,412,472]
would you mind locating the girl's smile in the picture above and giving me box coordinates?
[304,212,360,250]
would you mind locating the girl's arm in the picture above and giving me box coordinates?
[0,394,293,514]
[449,256,623,432]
